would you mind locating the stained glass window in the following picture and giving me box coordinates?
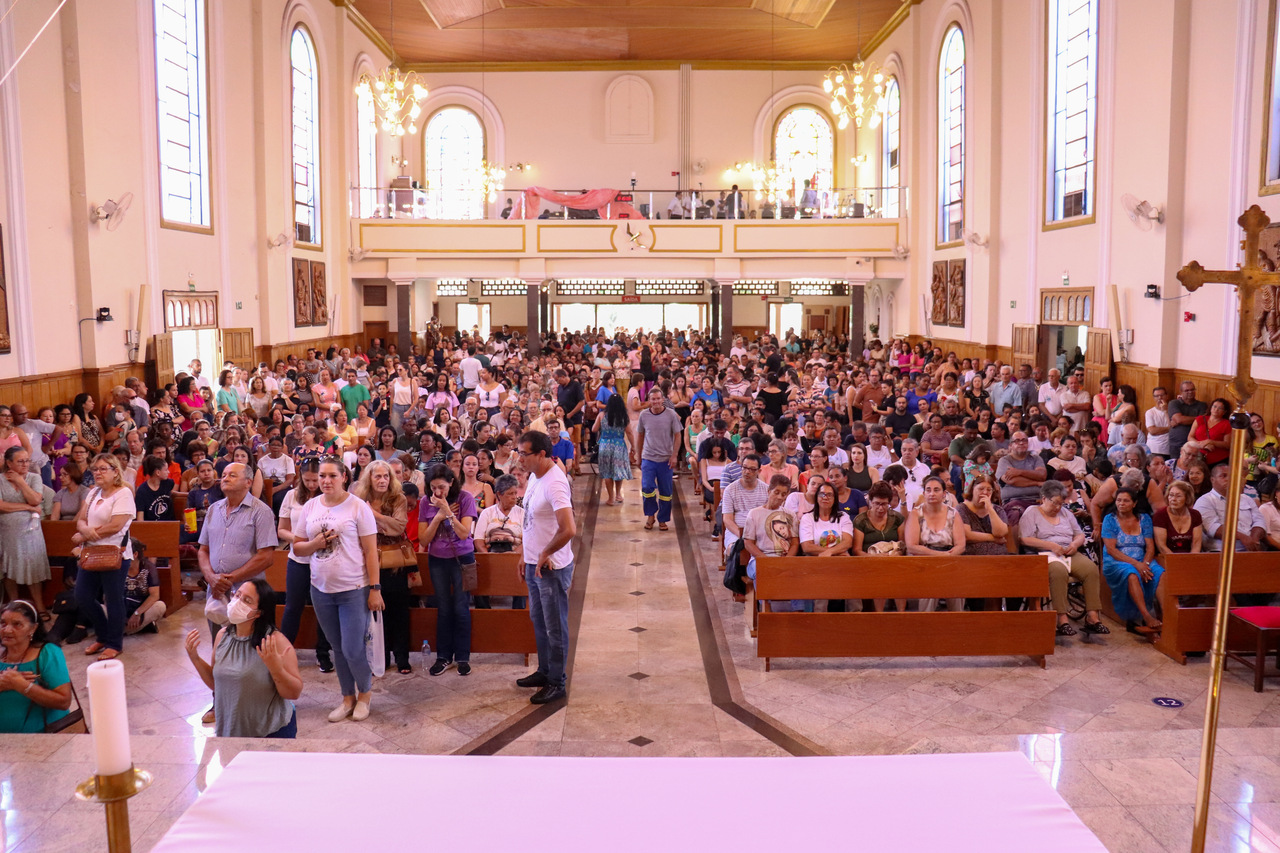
[155,0,210,227]
[938,25,965,243]
[1047,0,1097,221]
[425,107,484,220]
[882,76,901,218]
[291,27,320,243]
[774,107,834,216]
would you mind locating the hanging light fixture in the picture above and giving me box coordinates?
[354,0,427,137]
[822,60,886,130]
[821,9,886,131]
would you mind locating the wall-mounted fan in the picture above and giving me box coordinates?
[90,193,133,232]
[891,244,909,260]
[1121,193,1164,231]
[963,230,989,249]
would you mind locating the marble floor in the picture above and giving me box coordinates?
[5,473,1280,851]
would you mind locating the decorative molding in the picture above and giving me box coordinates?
[863,0,925,58]
[605,74,654,144]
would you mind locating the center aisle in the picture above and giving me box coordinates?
[499,475,784,756]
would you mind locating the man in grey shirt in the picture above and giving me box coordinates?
[720,453,770,556]
[1167,381,1206,462]
[11,404,56,487]
[635,387,682,531]
[995,431,1047,523]
[195,462,278,724]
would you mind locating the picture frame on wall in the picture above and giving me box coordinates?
[946,259,966,328]
[1253,223,1280,356]
[292,258,312,327]
[930,260,948,326]
[311,260,328,327]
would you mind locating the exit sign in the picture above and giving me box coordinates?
[468,297,479,304]
[621,295,640,304]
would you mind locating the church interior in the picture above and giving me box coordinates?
[5,0,1280,850]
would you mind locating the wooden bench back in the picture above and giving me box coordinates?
[270,551,535,655]
[753,555,1055,668]
[42,520,186,613]
[754,555,1051,599]
[1155,552,1280,663]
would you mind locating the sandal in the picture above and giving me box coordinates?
[644,518,655,530]
[1080,621,1111,635]
[38,611,51,623]
[398,664,413,675]
[658,523,669,532]
[97,649,120,661]
[85,642,106,656]
[1056,623,1077,637]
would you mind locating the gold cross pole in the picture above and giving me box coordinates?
[1177,204,1280,853]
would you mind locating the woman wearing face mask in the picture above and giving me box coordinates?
[277,459,332,673]
[184,579,302,738]
[293,458,381,722]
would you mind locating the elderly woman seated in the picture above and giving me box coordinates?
[1101,487,1164,637]
[0,601,73,733]
[1018,480,1109,638]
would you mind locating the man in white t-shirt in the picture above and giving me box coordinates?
[1057,373,1091,432]
[516,430,577,705]
[1037,369,1064,418]
[1145,386,1171,458]
[459,347,483,399]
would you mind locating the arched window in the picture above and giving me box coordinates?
[356,80,378,217]
[773,106,834,217]
[882,76,901,218]
[425,107,485,220]
[1047,0,1097,222]
[154,0,210,228]
[938,25,965,244]
[290,27,320,244]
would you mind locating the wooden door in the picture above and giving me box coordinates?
[220,327,255,369]
[150,333,174,389]
[1084,328,1113,391]
[364,321,389,349]
[1011,323,1038,369]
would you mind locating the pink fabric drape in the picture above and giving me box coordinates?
[514,186,645,220]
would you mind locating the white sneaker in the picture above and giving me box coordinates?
[328,701,355,723]
[352,699,371,722]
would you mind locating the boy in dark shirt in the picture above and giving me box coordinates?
[135,457,175,521]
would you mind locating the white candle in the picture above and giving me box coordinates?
[86,660,132,776]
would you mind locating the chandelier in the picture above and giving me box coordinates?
[478,162,506,203]
[822,59,886,130]
[356,68,427,137]
[734,161,787,204]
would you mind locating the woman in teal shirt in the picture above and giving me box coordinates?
[0,601,72,733]
[216,369,241,414]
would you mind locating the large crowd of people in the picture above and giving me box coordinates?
[1,322,1277,736]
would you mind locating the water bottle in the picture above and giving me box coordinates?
[421,639,431,661]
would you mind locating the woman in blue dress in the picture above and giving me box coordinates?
[592,393,635,506]
[1100,487,1164,636]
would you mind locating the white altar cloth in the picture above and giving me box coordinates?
[153,750,1104,852]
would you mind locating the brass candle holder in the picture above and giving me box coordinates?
[75,766,153,853]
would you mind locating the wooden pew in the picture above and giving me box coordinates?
[753,555,1056,670]
[271,552,536,662]
[1155,552,1280,664]
[43,520,187,614]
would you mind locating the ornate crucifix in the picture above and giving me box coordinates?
[1176,203,1280,853]
[1176,204,1280,407]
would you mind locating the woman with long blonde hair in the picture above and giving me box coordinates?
[352,461,413,674]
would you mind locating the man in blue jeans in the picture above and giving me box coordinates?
[515,430,577,704]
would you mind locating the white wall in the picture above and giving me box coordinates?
[864,0,1280,380]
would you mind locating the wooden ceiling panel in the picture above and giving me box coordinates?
[352,0,905,64]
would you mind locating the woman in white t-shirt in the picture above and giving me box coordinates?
[73,454,135,660]
[276,459,332,672]
[799,483,854,556]
[293,458,380,723]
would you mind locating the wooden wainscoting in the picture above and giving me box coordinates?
[0,364,143,413]
[253,333,365,368]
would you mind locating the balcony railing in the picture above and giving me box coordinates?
[350,185,907,223]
